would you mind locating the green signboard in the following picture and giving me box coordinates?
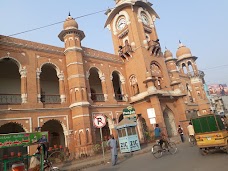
[0,132,48,149]
[123,106,136,122]
[123,106,136,116]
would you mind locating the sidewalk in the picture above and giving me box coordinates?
[59,136,181,171]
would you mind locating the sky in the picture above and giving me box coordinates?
[1,0,228,85]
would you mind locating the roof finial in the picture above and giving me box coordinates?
[165,46,167,50]
[178,40,184,47]
[68,12,71,16]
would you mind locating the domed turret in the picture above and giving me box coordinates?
[59,13,85,42]
[164,48,173,59]
[63,14,78,30]
[176,42,192,60]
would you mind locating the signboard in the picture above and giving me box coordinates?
[123,106,136,116]
[93,114,106,128]
[119,135,141,153]
[123,106,136,122]
[0,131,48,149]
[128,135,141,151]
[147,108,156,118]
[208,84,228,96]
[149,118,156,124]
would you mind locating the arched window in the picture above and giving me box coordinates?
[186,83,193,102]
[150,63,163,89]
[188,61,194,72]
[0,58,21,104]
[89,67,104,101]
[86,130,90,144]
[182,63,187,74]
[40,64,60,103]
[112,71,123,101]
[78,132,82,145]
[129,75,139,95]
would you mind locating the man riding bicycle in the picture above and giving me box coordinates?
[187,122,195,143]
[154,124,168,148]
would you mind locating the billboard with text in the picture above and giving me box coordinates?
[208,84,228,96]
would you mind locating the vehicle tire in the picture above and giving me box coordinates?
[168,142,178,154]
[151,144,163,158]
[199,148,207,156]
[189,136,196,147]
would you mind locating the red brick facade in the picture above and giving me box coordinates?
[0,0,210,157]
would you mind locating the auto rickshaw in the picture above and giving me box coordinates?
[191,114,228,155]
[0,131,58,171]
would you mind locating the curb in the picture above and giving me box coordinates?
[60,139,181,171]
[60,147,152,171]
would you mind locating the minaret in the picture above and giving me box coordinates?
[58,14,91,152]
[176,42,210,115]
[164,48,181,92]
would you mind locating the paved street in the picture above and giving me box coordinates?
[83,142,228,171]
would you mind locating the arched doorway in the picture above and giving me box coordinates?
[0,123,27,157]
[137,115,148,142]
[41,120,65,148]
[163,108,177,137]
[118,114,124,123]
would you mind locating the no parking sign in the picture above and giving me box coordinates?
[93,114,106,128]
[93,114,106,160]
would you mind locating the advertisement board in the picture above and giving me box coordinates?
[123,106,136,122]
[0,132,48,149]
[208,84,228,96]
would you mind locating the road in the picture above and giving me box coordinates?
[83,142,228,171]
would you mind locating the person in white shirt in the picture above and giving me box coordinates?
[187,122,195,144]
[187,122,195,136]
[107,135,118,166]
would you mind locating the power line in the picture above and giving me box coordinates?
[201,64,228,71]
[1,7,227,73]
[0,8,113,39]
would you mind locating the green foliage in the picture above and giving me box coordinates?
[92,141,109,154]
[92,144,101,154]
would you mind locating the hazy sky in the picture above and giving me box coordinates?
[1,0,227,85]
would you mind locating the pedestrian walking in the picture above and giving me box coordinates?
[178,125,184,143]
[107,134,118,166]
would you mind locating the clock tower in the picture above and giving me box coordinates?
[105,0,167,93]
[105,0,186,136]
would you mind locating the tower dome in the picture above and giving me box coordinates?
[164,48,173,59]
[63,14,78,30]
[176,42,192,60]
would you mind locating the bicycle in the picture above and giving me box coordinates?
[28,143,60,171]
[151,139,177,158]
[189,135,196,146]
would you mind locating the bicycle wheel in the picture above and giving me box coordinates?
[48,151,65,164]
[189,136,196,146]
[168,142,177,154]
[151,144,163,158]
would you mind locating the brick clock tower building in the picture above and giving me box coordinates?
[0,0,210,157]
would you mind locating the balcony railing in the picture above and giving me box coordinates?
[115,94,125,101]
[41,94,61,104]
[0,94,21,104]
[188,70,205,78]
[91,93,105,102]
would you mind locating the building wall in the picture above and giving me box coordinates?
[0,1,211,157]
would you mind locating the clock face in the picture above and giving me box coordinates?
[141,13,149,25]
[117,17,126,30]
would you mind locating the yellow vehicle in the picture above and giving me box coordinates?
[191,114,228,155]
